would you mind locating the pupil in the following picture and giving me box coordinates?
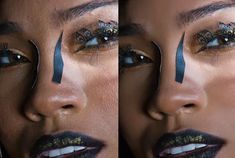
[104,37,109,41]
[139,55,144,60]
[14,54,22,61]
[16,55,21,60]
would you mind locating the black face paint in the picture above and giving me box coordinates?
[152,42,162,88]
[175,33,186,83]
[52,32,64,84]
[29,40,40,89]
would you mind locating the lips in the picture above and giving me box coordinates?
[30,131,105,158]
[153,129,225,158]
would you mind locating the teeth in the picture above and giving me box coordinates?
[74,146,86,151]
[42,151,49,157]
[164,144,207,155]
[182,144,196,152]
[196,144,207,148]
[60,146,75,155]
[38,146,86,158]
[49,149,60,157]
[171,147,183,155]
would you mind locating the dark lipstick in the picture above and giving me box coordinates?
[153,129,225,158]
[30,131,105,158]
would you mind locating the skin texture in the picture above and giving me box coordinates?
[0,0,118,157]
[120,0,235,157]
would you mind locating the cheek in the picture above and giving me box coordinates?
[204,58,235,104]
[0,65,36,148]
[80,51,118,122]
[85,51,118,100]
[200,58,235,140]
[120,66,157,147]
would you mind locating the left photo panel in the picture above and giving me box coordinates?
[0,0,118,158]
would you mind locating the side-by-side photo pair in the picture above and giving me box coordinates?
[0,0,234,158]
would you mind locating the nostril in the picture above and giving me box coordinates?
[62,104,74,109]
[183,104,197,113]
[184,104,195,108]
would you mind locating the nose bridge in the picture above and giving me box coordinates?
[24,44,87,121]
[149,45,207,118]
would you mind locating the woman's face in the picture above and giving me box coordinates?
[120,0,235,157]
[0,0,118,157]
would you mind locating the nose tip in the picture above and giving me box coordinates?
[147,81,207,120]
[24,84,86,122]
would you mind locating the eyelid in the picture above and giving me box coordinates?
[67,20,118,53]
[8,48,32,61]
[130,48,153,59]
[71,20,118,41]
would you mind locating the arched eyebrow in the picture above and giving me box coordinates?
[119,23,144,36]
[178,1,235,27]
[0,21,22,36]
[54,0,117,27]
[0,0,117,36]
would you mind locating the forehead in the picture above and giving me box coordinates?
[125,0,234,36]
[127,0,228,18]
[1,0,86,16]
[0,0,117,35]
[0,0,83,31]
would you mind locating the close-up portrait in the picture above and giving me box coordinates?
[120,0,235,158]
[0,0,118,158]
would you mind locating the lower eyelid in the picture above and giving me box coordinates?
[77,39,118,52]
[195,43,235,55]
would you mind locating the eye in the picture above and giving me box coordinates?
[119,47,153,69]
[195,22,235,53]
[0,49,30,68]
[74,20,118,52]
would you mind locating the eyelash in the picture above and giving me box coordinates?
[119,46,153,70]
[74,20,118,52]
[195,22,235,53]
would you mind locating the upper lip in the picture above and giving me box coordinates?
[153,129,225,158]
[30,131,105,158]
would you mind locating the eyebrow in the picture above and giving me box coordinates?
[0,21,22,35]
[119,23,144,36]
[178,1,235,27]
[55,0,117,26]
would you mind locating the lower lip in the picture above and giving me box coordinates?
[39,147,101,158]
[157,144,222,158]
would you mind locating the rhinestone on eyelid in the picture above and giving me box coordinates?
[196,30,214,44]
[75,33,86,43]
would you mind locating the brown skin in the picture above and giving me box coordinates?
[120,0,235,157]
[0,0,118,157]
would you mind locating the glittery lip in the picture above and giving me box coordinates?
[30,131,105,158]
[153,129,225,158]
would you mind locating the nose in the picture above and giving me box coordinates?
[24,46,87,122]
[147,49,207,120]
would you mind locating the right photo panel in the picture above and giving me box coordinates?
[119,0,233,158]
